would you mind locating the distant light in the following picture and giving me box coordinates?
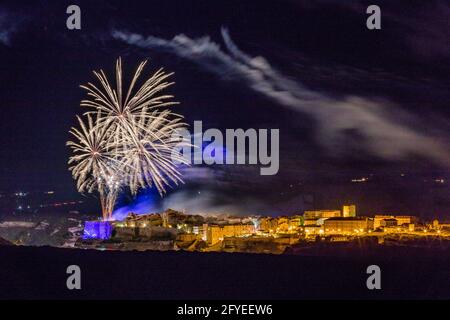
[351,177,368,183]
[15,192,27,197]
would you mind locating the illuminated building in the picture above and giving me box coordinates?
[206,225,222,245]
[223,224,255,237]
[373,215,416,229]
[205,224,255,245]
[259,217,278,232]
[374,215,391,229]
[289,216,302,228]
[304,225,323,235]
[381,218,397,227]
[303,219,319,226]
[395,216,416,226]
[285,216,302,232]
[303,210,341,220]
[342,205,356,217]
[323,217,373,234]
[384,225,406,233]
[276,217,289,232]
[432,219,439,229]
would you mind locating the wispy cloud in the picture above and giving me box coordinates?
[112,28,450,165]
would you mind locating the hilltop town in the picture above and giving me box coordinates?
[79,205,450,254]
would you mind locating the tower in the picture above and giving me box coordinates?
[343,205,356,217]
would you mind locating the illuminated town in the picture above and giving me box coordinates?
[79,205,450,254]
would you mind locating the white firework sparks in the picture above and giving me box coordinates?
[121,109,190,196]
[67,113,125,219]
[80,58,178,130]
[67,58,190,220]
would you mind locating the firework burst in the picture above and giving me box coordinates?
[67,58,189,220]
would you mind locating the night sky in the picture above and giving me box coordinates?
[1,0,450,217]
